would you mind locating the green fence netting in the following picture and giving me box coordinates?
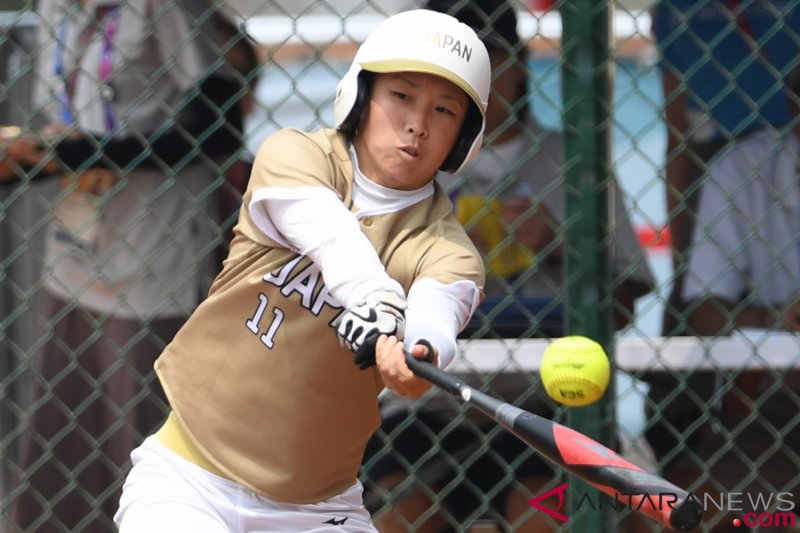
[2,1,799,532]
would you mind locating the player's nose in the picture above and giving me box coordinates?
[404,109,429,139]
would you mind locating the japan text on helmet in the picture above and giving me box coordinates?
[334,9,491,174]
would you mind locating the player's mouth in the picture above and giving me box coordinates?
[398,145,420,160]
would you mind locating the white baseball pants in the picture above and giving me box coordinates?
[114,436,379,532]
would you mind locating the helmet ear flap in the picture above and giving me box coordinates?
[441,101,483,173]
[338,71,375,141]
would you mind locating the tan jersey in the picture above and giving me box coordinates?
[155,128,484,504]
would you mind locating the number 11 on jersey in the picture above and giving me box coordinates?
[245,293,285,349]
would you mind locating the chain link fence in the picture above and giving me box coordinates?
[1,0,800,531]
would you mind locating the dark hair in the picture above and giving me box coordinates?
[788,67,800,106]
[423,0,522,56]
[214,12,261,90]
[424,0,530,122]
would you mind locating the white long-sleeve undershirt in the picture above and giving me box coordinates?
[247,149,480,368]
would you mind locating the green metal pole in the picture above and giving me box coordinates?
[561,0,615,531]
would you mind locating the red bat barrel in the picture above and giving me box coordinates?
[404,352,704,531]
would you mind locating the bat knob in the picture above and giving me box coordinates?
[670,494,704,531]
[353,332,380,369]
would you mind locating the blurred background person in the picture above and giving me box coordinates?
[0,127,44,181]
[653,0,799,335]
[644,0,800,505]
[655,66,800,529]
[6,1,257,531]
[0,12,259,262]
[361,1,654,531]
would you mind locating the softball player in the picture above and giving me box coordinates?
[114,9,491,532]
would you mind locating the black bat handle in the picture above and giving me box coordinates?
[404,351,513,421]
[403,350,463,395]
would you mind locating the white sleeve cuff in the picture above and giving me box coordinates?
[404,278,480,369]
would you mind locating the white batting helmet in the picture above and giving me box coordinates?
[334,9,491,174]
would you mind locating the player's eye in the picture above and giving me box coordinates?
[390,90,410,101]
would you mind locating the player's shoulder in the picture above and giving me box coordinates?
[421,188,483,256]
[533,126,564,161]
[256,128,349,165]
[260,127,346,152]
[712,129,780,183]
[518,117,563,155]
[401,184,469,239]
[512,119,563,182]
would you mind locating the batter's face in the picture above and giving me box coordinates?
[353,72,468,190]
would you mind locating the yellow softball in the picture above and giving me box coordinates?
[540,336,610,407]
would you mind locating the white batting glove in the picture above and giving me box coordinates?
[336,290,407,368]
